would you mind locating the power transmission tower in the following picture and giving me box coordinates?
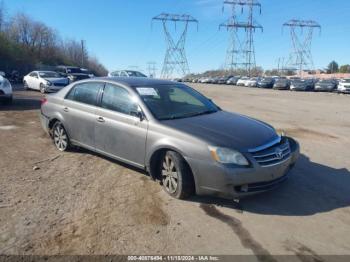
[152,13,198,79]
[283,19,321,76]
[220,0,263,76]
[147,62,157,78]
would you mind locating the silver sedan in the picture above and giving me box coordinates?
[40,77,299,199]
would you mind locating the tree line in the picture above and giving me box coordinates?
[327,61,350,74]
[0,3,108,76]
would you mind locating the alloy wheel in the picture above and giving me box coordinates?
[162,155,178,194]
[53,124,68,151]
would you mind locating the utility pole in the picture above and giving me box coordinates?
[283,19,321,77]
[220,0,263,76]
[147,62,157,78]
[81,40,86,68]
[152,13,198,79]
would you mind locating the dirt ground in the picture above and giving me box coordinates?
[0,84,349,258]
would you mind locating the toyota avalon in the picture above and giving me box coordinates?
[40,78,299,200]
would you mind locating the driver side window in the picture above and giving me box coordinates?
[101,84,138,116]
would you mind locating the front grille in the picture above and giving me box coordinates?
[250,138,291,167]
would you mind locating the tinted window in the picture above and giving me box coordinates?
[30,72,38,78]
[66,82,103,106]
[101,84,138,116]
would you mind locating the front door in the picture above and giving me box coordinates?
[94,83,148,167]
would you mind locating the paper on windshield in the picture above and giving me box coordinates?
[136,87,158,96]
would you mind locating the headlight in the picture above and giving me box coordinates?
[46,80,52,86]
[209,146,249,166]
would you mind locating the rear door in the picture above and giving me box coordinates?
[94,83,148,167]
[62,81,104,150]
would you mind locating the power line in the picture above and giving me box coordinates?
[152,13,198,79]
[220,0,263,76]
[283,19,321,77]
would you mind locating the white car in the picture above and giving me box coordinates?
[23,71,69,93]
[236,77,250,86]
[245,77,260,87]
[0,75,13,104]
[338,79,350,93]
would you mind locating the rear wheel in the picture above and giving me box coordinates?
[52,122,70,152]
[160,151,194,199]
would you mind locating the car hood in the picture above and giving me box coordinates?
[161,111,278,151]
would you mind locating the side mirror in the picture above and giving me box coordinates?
[0,71,5,77]
[130,107,145,121]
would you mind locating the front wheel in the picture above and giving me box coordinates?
[23,81,29,90]
[52,122,70,152]
[160,151,195,199]
[40,83,46,94]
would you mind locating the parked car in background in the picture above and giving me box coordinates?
[314,79,337,92]
[0,75,13,104]
[337,79,350,93]
[199,77,211,83]
[23,71,69,93]
[245,77,260,87]
[290,79,314,91]
[273,78,290,90]
[40,77,299,199]
[226,76,241,85]
[56,66,91,83]
[217,76,233,84]
[108,70,147,78]
[257,77,275,88]
[236,77,250,86]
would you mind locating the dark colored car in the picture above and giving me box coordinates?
[290,79,314,91]
[273,79,290,90]
[217,76,233,84]
[56,66,91,83]
[226,76,240,85]
[314,79,337,92]
[257,78,275,89]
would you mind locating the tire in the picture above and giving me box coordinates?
[23,81,29,90]
[160,151,195,199]
[52,121,70,152]
[40,83,46,94]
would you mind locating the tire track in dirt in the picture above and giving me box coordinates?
[200,204,277,262]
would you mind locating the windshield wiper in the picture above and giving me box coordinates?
[160,110,217,121]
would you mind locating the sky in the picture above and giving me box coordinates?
[2,0,350,75]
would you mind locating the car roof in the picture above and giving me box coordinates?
[97,77,177,88]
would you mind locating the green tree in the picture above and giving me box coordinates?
[339,64,350,73]
[327,61,339,74]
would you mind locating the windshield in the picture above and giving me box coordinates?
[136,84,219,120]
[318,80,333,84]
[126,71,147,77]
[39,71,61,78]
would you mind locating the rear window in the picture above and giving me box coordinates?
[66,82,104,106]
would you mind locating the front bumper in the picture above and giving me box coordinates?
[187,137,300,199]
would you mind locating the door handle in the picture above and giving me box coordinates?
[97,116,105,123]
[63,107,69,112]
